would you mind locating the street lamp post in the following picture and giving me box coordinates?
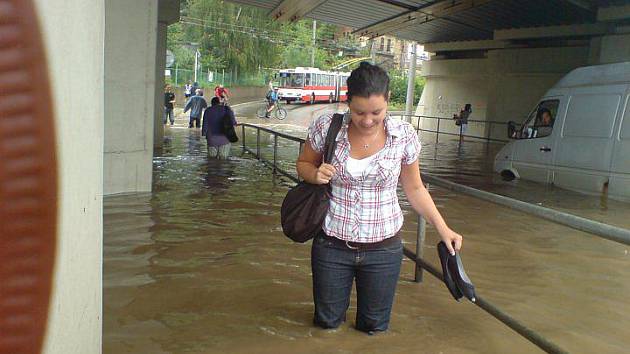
[194,49,200,83]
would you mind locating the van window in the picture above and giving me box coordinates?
[519,100,559,139]
[563,94,621,138]
[621,95,630,140]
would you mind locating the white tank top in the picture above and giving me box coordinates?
[346,154,378,178]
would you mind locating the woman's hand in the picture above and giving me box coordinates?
[438,227,463,255]
[314,163,336,184]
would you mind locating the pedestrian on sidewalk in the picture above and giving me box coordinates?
[214,84,230,105]
[163,84,176,125]
[201,96,237,159]
[184,89,207,128]
[184,81,193,99]
[453,103,472,142]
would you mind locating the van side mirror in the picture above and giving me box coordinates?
[507,121,518,139]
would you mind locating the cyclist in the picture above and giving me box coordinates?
[214,84,230,105]
[265,87,279,118]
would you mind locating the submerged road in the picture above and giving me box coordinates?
[103,101,630,354]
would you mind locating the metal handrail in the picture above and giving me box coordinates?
[421,174,630,246]
[403,246,568,354]
[390,113,512,143]
[239,123,302,183]
[240,123,305,143]
[235,123,609,354]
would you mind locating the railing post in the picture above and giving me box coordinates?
[241,125,246,152]
[273,134,278,174]
[256,127,261,160]
[487,121,493,142]
[435,118,440,144]
[415,207,426,283]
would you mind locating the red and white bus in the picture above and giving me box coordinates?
[276,67,350,104]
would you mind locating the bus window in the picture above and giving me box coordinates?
[280,73,304,88]
[305,73,311,86]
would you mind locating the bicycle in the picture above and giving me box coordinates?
[256,100,287,120]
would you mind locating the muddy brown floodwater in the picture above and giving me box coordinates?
[104,103,630,354]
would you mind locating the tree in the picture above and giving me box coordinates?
[168,0,365,85]
[388,70,425,108]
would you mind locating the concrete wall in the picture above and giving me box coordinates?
[33,0,104,353]
[599,34,630,64]
[104,0,158,195]
[154,22,167,148]
[418,46,589,140]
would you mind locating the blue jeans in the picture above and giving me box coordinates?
[189,115,200,128]
[311,232,403,333]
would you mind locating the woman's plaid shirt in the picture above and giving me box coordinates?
[308,112,421,243]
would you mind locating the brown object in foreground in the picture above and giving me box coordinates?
[0,1,58,353]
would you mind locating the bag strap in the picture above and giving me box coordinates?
[322,113,344,164]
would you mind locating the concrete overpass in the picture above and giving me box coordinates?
[230,0,630,137]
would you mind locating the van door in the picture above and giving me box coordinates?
[553,85,625,194]
[512,98,563,183]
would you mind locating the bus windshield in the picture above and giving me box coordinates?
[279,73,304,88]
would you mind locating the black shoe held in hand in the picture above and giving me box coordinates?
[437,241,463,301]
[437,241,476,302]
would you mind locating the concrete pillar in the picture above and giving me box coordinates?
[32,0,104,353]
[104,0,158,195]
[154,22,167,149]
[405,42,417,121]
[154,0,181,149]
[417,45,589,140]
[588,37,602,65]
[599,34,630,64]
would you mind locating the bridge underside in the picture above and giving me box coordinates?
[230,0,630,137]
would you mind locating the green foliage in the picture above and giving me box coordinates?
[388,70,425,107]
[168,0,364,86]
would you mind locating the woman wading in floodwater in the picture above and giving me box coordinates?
[296,62,463,334]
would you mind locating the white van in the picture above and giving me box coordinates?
[494,62,630,201]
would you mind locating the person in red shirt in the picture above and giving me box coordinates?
[214,84,230,104]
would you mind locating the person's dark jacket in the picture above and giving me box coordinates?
[202,105,237,147]
[184,96,207,118]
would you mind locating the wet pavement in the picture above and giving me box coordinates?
[104,102,630,353]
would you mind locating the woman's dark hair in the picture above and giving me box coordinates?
[346,62,389,101]
[464,103,472,111]
[211,96,221,106]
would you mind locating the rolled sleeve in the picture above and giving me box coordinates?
[402,126,421,165]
